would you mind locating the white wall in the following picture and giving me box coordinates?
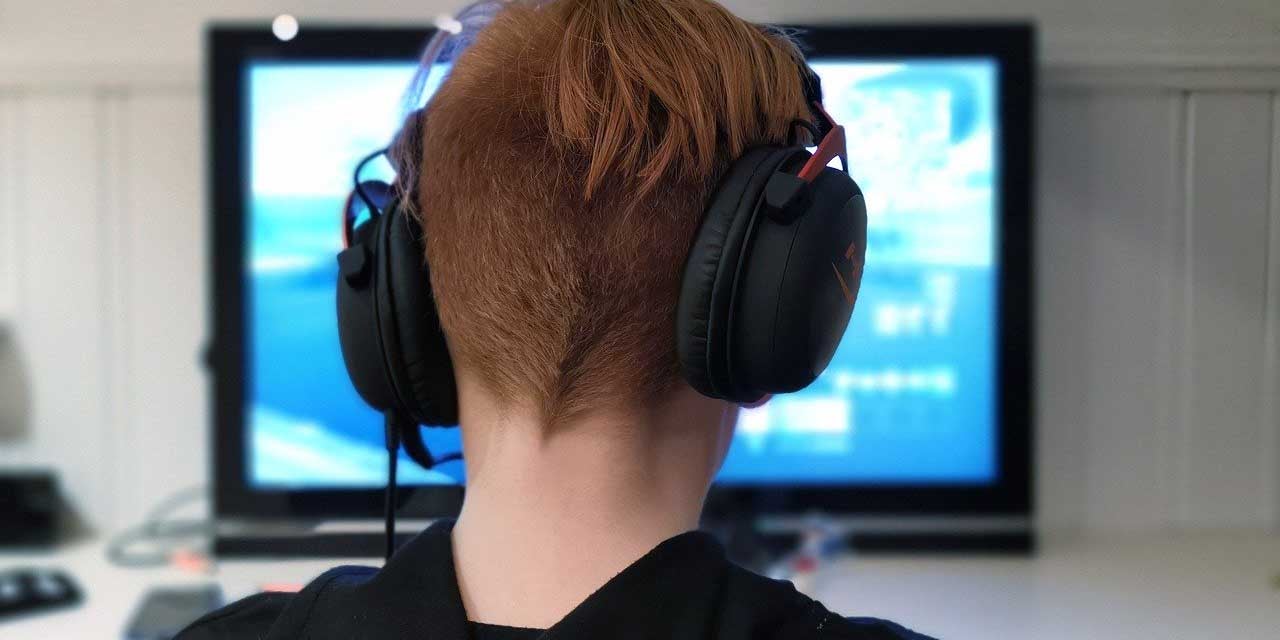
[0,0,1278,535]
[1038,87,1280,534]
[1,0,1279,70]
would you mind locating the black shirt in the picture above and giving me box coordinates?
[470,622,544,640]
[177,520,935,639]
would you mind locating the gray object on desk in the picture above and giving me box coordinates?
[124,585,223,640]
[0,321,33,442]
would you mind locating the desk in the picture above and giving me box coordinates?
[0,542,354,639]
[2,532,1278,639]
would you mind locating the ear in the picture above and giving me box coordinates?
[740,394,773,410]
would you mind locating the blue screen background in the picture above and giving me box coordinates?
[245,59,999,489]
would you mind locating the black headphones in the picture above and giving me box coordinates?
[336,64,866,433]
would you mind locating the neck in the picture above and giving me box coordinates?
[450,379,735,629]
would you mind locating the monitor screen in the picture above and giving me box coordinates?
[245,57,999,490]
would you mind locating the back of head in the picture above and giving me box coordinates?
[415,0,811,422]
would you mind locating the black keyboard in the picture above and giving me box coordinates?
[0,568,82,621]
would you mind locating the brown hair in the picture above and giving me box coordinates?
[416,0,811,421]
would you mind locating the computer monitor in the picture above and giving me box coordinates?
[210,25,1033,544]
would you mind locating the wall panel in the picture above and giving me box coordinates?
[112,92,208,528]
[1263,94,1280,529]
[2,95,115,529]
[99,90,133,531]
[1037,90,1182,532]
[0,94,27,442]
[3,57,1280,534]
[0,94,17,319]
[1181,92,1274,527]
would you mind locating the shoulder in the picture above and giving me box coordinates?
[175,565,378,640]
[822,616,938,640]
[173,591,294,639]
[718,564,938,640]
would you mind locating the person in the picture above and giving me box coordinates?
[180,0,933,638]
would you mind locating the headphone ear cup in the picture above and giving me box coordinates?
[375,207,458,425]
[677,146,804,401]
[732,166,866,393]
[337,215,401,413]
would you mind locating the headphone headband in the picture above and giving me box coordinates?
[335,49,865,419]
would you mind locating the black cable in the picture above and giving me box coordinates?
[399,420,464,470]
[383,412,402,562]
[432,452,464,465]
[353,147,390,217]
[788,118,821,147]
[383,413,465,563]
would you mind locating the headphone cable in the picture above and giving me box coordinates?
[353,148,390,217]
[383,412,402,563]
[382,413,465,563]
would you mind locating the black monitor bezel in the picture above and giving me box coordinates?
[209,23,1034,521]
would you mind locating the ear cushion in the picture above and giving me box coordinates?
[375,207,458,425]
[336,217,400,414]
[731,166,866,395]
[676,146,806,400]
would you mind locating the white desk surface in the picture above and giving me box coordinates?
[2,532,1278,639]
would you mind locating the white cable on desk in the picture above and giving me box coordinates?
[104,486,212,568]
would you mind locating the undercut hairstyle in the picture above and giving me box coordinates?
[414,0,812,421]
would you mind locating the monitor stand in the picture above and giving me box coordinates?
[214,519,438,558]
[216,514,1033,559]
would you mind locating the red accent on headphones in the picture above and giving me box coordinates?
[798,102,847,183]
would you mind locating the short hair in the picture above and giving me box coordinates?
[415,0,811,421]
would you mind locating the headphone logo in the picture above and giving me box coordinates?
[831,240,862,305]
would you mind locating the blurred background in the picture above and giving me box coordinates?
[1,1,1279,638]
